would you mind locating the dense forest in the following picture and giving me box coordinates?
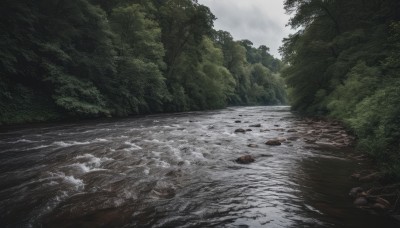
[280,0,400,178]
[0,0,286,125]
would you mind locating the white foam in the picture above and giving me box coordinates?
[76,153,96,159]
[144,139,162,144]
[151,151,162,157]
[74,153,113,172]
[49,172,84,190]
[53,141,90,147]
[157,160,171,168]
[93,138,108,142]
[191,151,204,159]
[143,168,150,175]
[71,163,107,173]
[124,141,142,150]
[8,139,38,144]
[22,144,50,151]
[52,138,108,147]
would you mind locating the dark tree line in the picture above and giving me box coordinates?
[280,0,400,178]
[0,0,286,124]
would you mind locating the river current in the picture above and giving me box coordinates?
[0,106,397,227]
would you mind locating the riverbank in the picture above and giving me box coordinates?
[272,116,400,222]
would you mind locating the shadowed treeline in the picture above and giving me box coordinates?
[280,0,400,178]
[0,0,286,125]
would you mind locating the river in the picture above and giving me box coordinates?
[0,106,397,227]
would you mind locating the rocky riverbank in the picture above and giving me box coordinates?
[348,161,400,221]
[233,116,399,222]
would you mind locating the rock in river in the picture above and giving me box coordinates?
[235,120,242,123]
[249,124,261,127]
[247,144,258,148]
[236,155,255,164]
[349,187,363,198]
[354,197,368,206]
[234,128,246,133]
[265,139,282,146]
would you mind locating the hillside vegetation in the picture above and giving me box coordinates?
[0,0,286,124]
[280,0,400,178]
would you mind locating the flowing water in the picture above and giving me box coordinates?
[0,106,397,227]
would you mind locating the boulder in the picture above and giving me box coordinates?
[236,155,255,164]
[246,129,252,132]
[354,197,368,206]
[265,139,282,146]
[349,187,363,198]
[234,120,241,123]
[249,124,261,127]
[234,128,246,133]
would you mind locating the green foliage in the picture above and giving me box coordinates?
[0,0,286,125]
[282,0,400,178]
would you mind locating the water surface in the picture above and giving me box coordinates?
[0,106,397,227]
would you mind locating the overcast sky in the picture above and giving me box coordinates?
[198,0,293,58]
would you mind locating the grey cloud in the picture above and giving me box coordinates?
[198,0,293,58]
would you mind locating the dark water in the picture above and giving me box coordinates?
[0,106,397,227]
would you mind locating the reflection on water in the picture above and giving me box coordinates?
[0,106,397,227]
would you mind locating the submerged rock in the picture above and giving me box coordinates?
[287,136,300,141]
[354,197,368,206]
[207,125,215,130]
[247,144,258,148]
[234,128,246,133]
[260,154,273,157]
[265,139,282,146]
[236,155,255,164]
[349,187,364,198]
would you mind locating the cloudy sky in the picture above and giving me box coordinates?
[198,0,293,58]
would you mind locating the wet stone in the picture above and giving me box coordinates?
[265,140,282,146]
[247,144,258,148]
[354,197,368,206]
[349,187,363,198]
[234,128,246,133]
[236,155,255,164]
